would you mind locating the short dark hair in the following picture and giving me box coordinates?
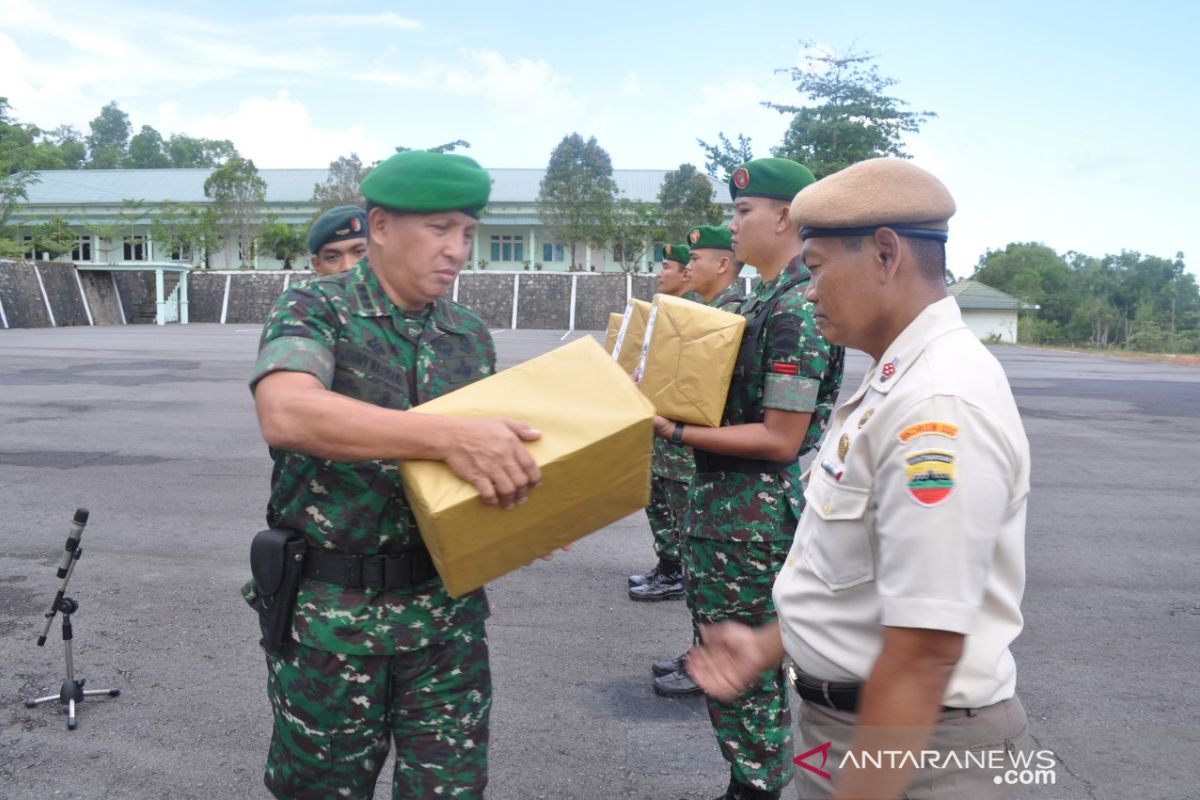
[908,237,946,280]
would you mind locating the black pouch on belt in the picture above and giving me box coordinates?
[250,528,307,656]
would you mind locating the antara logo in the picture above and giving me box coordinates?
[793,741,833,780]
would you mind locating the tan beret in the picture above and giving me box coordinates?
[789,158,956,242]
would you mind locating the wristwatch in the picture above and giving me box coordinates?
[670,422,685,444]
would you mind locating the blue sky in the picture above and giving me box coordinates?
[2,0,1197,275]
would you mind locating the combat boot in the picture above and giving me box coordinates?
[628,564,684,601]
[651,652,685,677]
[711,776,781,800]
[652,666,702,697]
[627,564,661,588]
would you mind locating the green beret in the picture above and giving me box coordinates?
[728,157,816,202]
[662,243,691,265]
[307,205,367,253]
[789,158,956,242]
[686,225,732,251]
[360,150,491,218]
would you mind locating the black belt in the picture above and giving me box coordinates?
[303,548,437,590]
[790,668,862,713]
[790,668,960,714]
[693,449,793,474]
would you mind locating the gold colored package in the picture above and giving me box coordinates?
[636,293,746,427]
[611,298,652,375]
[401,337,655,597]
[604,312,623,354]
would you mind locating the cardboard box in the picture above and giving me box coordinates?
[636,293,746,427]
[611,298,652,376]
[604,312,623,354]
[401,337,655,597]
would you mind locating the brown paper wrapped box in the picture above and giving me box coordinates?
[636,293,746,427]
[400,337,655,597]
[603,312,623,354]
[611,298,652,375]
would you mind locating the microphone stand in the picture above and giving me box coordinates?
[23,508,120,730]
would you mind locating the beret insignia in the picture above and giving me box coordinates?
[732,167,750,190]
[349,217,362,233]
[689,229,700,244]
[665,245,673,257]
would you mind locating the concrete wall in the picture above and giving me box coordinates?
[0,262,679,331]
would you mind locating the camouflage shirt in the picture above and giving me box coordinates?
[243,259,495,655]
[687,256,844,542]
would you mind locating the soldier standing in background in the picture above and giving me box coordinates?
[651,159,844,800]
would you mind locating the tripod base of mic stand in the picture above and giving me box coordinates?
[23,678,121,730]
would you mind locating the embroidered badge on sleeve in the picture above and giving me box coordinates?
[904,450,956,506]
[897,421,960,443]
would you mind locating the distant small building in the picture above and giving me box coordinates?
[948,279,1035,344]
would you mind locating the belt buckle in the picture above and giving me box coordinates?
[360,556,385,591]
[341,555,363,588]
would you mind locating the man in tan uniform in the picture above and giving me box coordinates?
[688,159,1033,800]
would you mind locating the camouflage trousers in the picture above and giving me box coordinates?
[682,537,792,793]
[263,620,491,800]
[647,475,690,563]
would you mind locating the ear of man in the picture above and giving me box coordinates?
[871,227,904,285]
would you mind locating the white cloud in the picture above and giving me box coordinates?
[178,91,390,168]
[621,71,647,98]
[287,12,422,30]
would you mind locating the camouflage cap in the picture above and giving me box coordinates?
[663,243,691,265]
[360,150,491,218]
[687,225,732,251]
[307,205,367,254]
[789,158,956,242]
[729,157,815,202]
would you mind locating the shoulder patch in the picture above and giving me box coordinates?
[904,449,955,506]
[897,421,959,443]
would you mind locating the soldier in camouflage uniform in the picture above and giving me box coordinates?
[651,159,844,800]
[649,225,745,693]
[629,242,694,603]
[246,150,542,800]
[307,205,368,276]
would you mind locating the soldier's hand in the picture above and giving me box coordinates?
[687,622,771,701]
[652,415,676,439]
[444,418,542,509]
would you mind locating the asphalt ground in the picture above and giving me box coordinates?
[0,325,1197,800]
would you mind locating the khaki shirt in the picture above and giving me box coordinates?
[773,297,1029,708]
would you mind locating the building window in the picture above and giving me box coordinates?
[170,243,192,262]
[72,235,93,262]
[613,243,625,263]
[22,235,37,260]
[653,244,667,263]
[542,242,566,262]
[489,235,524,262]
[123,236,149,261]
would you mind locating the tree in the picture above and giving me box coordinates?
[537,133,617,270]
[31,217,77,260]
[0,98,39,229]
[395,140,470,154]
[127,125,171,168]
[257,220,308,270]
[656,163,724,242]
[86,101,132,169]
[606,199,660,274]
[766,44,936,178]
[167,134,238,168]
[312,153,369,212]
[696,133,754,183]
[973,243,1077,324]
[204,156,267,268]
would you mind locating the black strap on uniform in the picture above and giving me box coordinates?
[694,271,810,475]
[303,548,438,590]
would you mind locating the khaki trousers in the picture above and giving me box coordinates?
[792,693,1034,800]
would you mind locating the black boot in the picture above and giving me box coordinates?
[651,652,685,677]
[628,562,684,601]
[627,564,660,588]
[652,666,702,697]
[712,776,781,800]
